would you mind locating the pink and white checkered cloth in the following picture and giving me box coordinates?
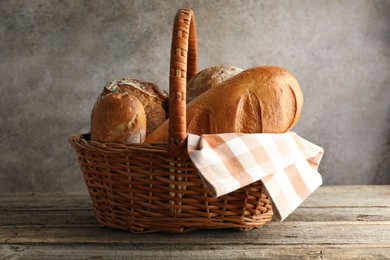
[187,132,324,221]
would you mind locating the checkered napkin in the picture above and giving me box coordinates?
[187,132,324,221]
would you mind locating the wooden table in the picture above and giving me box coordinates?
[0,185,389,259]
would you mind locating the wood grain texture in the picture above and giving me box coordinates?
[0,185,389,259]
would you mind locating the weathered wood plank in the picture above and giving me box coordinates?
[1,244,389,260]
[300,185,390,208]
[0,211,97,226]
[0,186,389,259]
[0,186,388,210]
[0,186,387,215]
[1,222,389,245]
[0,193,91,210]
[1,206,389,227]
[1,186,388,228]
[286,207,390,222]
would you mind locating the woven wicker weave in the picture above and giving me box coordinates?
[70,8,273,233]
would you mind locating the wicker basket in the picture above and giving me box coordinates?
[69,8,273,233]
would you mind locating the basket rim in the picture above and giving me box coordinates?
[69,134,169,154]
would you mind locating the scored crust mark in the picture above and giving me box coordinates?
[109,122,128,143]
[235,92,263,133]
[286,84,298,131]
[105,78,160,98]
[188,108,211,135]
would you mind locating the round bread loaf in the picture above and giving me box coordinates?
[104,78,168,135]
[186,66,243,103]
[91,93,146,143]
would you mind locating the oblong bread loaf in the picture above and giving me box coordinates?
[145,66,304,143]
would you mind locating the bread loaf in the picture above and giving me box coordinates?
[91,93,146,143]
[104,78,168,135]
[186,66,243,102]
[145,66,304,143]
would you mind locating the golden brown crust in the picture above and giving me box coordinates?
[91,93,146,143]
[145,66,304,143]
[103,78,168,135]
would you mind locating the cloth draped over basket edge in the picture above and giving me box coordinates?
[187,132,324,221]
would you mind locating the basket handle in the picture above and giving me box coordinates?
[169,8,198,149]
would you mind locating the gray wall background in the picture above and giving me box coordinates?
[0,0,389,193]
